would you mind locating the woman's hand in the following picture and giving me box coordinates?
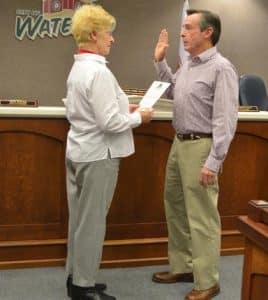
[129,104,139,113]
[138,107,154,123]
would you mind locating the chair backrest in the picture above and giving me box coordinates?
[239,75,268,110]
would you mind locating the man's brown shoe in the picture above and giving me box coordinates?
[184,283,220,300]
[152,271,194,283]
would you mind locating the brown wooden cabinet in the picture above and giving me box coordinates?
[1,115,268,269]
[238,216,268,300]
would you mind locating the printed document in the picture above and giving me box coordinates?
[139,81,170,108]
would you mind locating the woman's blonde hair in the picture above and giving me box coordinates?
[71,5,116,46]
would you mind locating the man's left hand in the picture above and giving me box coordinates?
[199,166,217,188]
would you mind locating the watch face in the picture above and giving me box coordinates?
[51,0,62,12]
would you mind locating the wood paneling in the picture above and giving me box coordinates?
[0,118,69,243]
[219,122,268,231]
[106,121,173,240]
[0,118,268,269]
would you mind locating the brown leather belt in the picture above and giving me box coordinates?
[176,132,212,141]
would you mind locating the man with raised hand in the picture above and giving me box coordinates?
[152,9,238,300]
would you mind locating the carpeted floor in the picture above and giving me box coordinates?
[0,255,243,300]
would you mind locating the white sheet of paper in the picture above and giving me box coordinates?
[139,81,171,108]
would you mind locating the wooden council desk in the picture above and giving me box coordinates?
[1,101,268,269]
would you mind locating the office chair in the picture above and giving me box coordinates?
[239,74,268,111]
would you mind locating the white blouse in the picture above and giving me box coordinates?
[65,53,141,162]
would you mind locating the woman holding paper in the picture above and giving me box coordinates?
[65,4,153,300]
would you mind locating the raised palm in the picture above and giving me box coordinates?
[154,29,169,62]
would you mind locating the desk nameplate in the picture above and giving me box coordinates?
[239,105,259,112]
[0,99,38,107]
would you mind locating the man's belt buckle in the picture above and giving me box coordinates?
[177,133,201,141]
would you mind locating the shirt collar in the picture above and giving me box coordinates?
[77,48,97,55]
[74,53,107,64]
[188,46,217,64]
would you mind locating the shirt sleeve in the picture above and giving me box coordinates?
[204,64,239,173]
[89,67,141,133]
[154,59,177,99]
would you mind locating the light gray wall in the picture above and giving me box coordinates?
[1,0,268,106]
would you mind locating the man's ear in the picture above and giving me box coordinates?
[204,26,213,40]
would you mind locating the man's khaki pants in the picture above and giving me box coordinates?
[65,158,120,287]
[165,136,220,290]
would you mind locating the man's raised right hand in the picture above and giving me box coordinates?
[154,29,169,62]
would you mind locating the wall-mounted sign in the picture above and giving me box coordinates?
[15,0,98,40]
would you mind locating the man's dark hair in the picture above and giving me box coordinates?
[186,9,221,46]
